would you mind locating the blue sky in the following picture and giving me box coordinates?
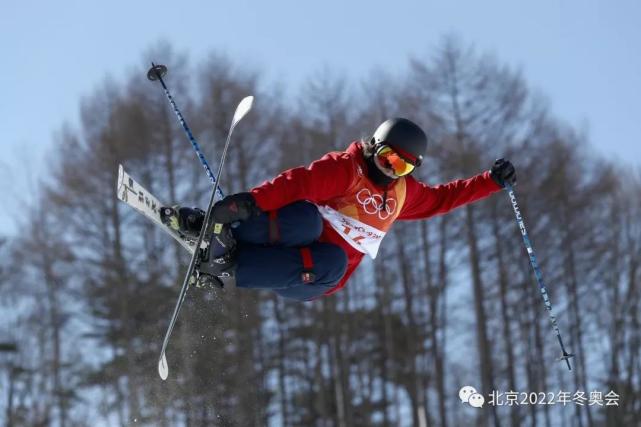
[2,0,640,235]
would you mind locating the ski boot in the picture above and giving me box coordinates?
[161,205,236,289]
[160,205,205,239]
[194,223,238,289]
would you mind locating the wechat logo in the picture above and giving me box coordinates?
[459,386,485,408]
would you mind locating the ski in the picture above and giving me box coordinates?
[117,165,196,254]
[157,95,254,380]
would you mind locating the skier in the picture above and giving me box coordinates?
[162,118,515,301]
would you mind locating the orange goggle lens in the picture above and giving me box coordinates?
[376,146,415,176]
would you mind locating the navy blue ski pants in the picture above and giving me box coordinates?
[232,201,348,301]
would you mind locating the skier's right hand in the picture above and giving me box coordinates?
[212,192,262,224]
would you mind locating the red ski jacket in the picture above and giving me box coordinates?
[251,141,501,296]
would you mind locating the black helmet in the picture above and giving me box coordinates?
[372,118,428,166]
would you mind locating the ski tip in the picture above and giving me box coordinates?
[231,96,254,126]
[158,353,169,380]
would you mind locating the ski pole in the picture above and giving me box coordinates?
[147,63,225,201]
[505,184,574,371]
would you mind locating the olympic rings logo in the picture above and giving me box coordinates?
[356,188,396,220]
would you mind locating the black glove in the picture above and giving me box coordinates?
[490,158,516,188]
[211,192,262,224]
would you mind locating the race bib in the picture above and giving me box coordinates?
[317,205,386,259]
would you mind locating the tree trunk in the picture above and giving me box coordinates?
[490,202,520,427]
[394,227,428,427]
[465,205,500,427]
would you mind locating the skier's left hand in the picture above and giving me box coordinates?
[489,158,516,188]
[212,192,262,224]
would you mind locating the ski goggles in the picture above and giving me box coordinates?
[375,145,416,176]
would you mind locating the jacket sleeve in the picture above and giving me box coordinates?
[398,171,502,220]
[250,151,356,211]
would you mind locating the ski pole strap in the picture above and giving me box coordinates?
[299,247,315,284]
[268,210,280,243]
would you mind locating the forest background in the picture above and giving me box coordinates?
[1,1,640,426]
